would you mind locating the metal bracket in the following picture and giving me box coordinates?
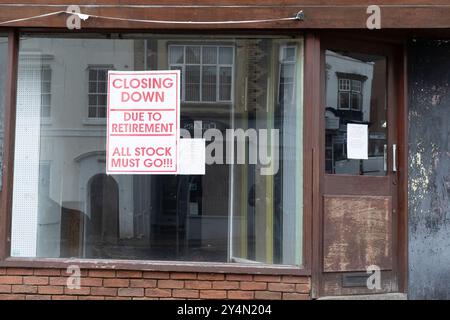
[295,10,305,21]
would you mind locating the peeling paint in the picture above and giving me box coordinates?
[408,40,450,299]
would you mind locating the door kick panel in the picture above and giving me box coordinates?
[323,195,392,272]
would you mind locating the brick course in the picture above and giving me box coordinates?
[0,268,310,300]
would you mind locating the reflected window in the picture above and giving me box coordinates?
[40,65,52,118]
[88,65,112,118]
[169,45,234,103]
[338,77,363,111]
[279,45,297,105]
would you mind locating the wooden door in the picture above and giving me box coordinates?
[318,37,404,296]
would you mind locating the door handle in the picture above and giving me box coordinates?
[392,144,397,172]
[383,144,387,172]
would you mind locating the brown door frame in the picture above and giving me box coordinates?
[309,32,408,298]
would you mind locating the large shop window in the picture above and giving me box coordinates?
[0,35,7,190]
[10,35,304,266]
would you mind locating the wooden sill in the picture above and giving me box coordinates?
[0,257,311,276]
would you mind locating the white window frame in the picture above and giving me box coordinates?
[40,65,52,118]
[168,44,234,103]
[338,77,363,111]
[87,65,113,119]
[278,45,297,105]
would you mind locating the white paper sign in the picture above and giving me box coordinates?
[107,70,180,174]
[347,123,368,160]
[179,139,206,175]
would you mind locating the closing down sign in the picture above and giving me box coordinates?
[106,70,180,174]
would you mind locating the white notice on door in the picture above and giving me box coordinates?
[347,123,368,160]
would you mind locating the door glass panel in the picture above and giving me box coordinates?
[325,50,387,176]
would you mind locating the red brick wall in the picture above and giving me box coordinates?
[0,267,310,300]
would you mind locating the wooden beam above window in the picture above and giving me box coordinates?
[0,2,450,29]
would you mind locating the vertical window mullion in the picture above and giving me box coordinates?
[217,64,220,102]
[183,46,186,102]
[348,90,352,110]
[95,69,99,117]
[182,64,185,102]
[231,46,235,103]
[199,45,203,102]
[96,95,99,118]
[216,47,220,102]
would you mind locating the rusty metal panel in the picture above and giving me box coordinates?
[323,195,392,272]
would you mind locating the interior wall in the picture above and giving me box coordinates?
[408,40,450,299]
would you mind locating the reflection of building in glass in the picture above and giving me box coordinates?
[325,50,387,175]
[11,37,303,266]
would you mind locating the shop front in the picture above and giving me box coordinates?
[2,1,450,300]
[0,28,309,301]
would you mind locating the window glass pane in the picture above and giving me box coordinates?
[186,46,200,64]
[339,92,350,109]
[88,94,97,106]
[325,50,387,176]
[11,35,303,267]
[98,69,107,81]
[202,66,217,101]
[185,65,200,101]
[88,81,97,93]
[98,81,106,93]
[42,68,51,81]
[98,94,107,106]
[219,47,233,64]
[281,65,294,82]
[42,81,51,93]
[185,84,199,101]
[339,78,350,91]
[89,69,97,81]
[283,47,296,62]
[88,106,97,118]
[352,79,361,92]
[0,36,7,189]
[97,107,106,118]
[219,66,232,101]
[169,45,184,64]
[202,46,217,65]
[280,64,295,106]
[351,92,361,110]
